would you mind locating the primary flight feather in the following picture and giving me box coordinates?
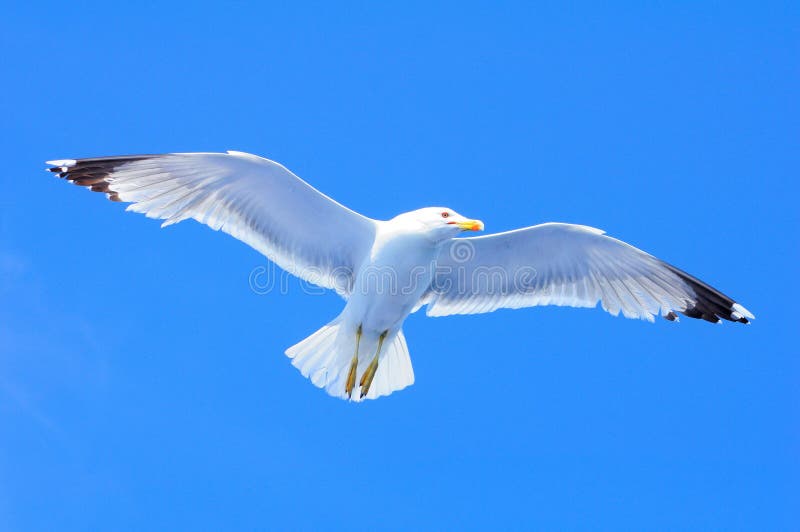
[47,151,754,401]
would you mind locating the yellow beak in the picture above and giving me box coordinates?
[457,219,484,232]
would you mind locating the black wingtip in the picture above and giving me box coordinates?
[46,155,158,201]
[663,263,753,324]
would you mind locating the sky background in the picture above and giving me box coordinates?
[1,2,798,530]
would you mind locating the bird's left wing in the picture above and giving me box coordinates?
[423,223,753,323]
[47,151,376,295]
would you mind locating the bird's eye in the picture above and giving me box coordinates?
[441,212,450,218]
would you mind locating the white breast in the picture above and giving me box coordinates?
[345,224,440,334]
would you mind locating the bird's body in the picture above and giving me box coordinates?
[47,150,754,401]
[351,223,436,333]
[290,212,466,399]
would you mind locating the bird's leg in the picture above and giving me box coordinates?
[345,324,362,399]
[359,330,387,399]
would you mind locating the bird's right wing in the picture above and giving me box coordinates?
[424,223,753,323]
[47,151,376,295]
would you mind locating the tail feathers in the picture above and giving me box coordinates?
[285,320,414,401]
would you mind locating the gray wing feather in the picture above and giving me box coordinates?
[48,151,376,295]
[424,223,753,323]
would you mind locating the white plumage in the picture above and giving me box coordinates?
[425,223,754,322]
[48,151,754,401]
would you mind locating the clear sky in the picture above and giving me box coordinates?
[1,2,797,530]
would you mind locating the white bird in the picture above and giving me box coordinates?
[47,151,754,401]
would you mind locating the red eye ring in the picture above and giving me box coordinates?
[441,212,450,218]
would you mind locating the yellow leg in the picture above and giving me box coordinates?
[359,331,387,399]
[345,325,362,399]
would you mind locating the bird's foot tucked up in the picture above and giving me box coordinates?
[345,325,362,398]
[359,331,387,399]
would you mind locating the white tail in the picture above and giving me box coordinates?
[285,318,415,401]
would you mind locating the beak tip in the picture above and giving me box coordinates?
[456,219,485,231]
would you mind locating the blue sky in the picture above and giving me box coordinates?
[1,2,797,530]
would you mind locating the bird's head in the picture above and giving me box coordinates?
[393,207,484,242]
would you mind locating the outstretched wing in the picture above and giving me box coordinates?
[424,223,753,323]
[47,151,376,295]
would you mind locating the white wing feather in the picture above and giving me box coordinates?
[425,223,753,323]
[48,151,376,294]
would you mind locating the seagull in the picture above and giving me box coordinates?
[47,151,754,401]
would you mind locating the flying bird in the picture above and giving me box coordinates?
[47,151,754,401]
